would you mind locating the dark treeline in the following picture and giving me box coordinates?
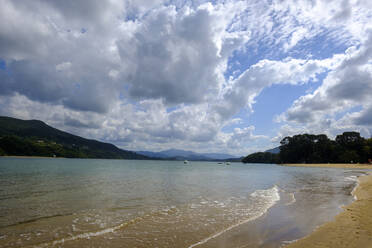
[0,135,148,159]
[0,116,149,159]
[242,132,372,164]
[241,152,279,164]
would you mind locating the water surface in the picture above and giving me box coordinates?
[0,158,367,247]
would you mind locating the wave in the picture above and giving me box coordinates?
[26,186,281,248]
[351,177,360,200]
[344,175,358,182]
[285,192,296,206]
[31,205,180,247]
[188,185,280,248]
[32,216,145,248]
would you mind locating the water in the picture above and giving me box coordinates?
[0,158,367,247]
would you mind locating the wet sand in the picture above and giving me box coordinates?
[283,163,372,169]
[285,169,372,248]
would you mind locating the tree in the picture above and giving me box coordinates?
[335,132,365,163]
[279,134,323,163]
[244,131,371,164]
[242,152,279,163]
[339,150,360,163]
[335,132,364,149]
[0,147,5,156]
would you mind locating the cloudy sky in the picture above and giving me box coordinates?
[0,0,372,156]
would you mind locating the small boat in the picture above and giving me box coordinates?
[225,162,231,165]
[184,160,189,164]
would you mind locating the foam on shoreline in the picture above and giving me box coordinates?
[188,185,280,248]
[32,216,145,248]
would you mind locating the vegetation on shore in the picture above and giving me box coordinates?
[0,116,148,159]
[243,132,372,164]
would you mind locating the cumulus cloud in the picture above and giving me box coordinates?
[1,0,372,155]
[116,2,250,105]
[353,105,372,126]
[280,31,372,138]
[214,57,333,122]
[0,0,124,112]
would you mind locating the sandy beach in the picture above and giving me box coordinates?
[284,164,372,248]
[283,163,372,169]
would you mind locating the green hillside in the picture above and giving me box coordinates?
[0,116,149,159]
[242,132,372,164]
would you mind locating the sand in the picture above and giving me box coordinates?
[285,169,372,248]
[283,163,372,169]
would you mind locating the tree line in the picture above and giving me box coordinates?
[0,135,149,159]
[242,132,372,164]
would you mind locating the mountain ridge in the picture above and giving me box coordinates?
[0,116,148,159]
[137,148,239,161]
[264,147,280,154]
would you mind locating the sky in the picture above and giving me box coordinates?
[0,0,372,156]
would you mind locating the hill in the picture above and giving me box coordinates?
[0,116,149,159]
[264,147,280,154]
[241,152,279,164]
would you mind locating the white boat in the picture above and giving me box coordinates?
[225,162,231,165]
[184,160,189,164]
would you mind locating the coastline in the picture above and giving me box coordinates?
[283,163,372,169]
[285,171,372,248]
[0,155,63,159]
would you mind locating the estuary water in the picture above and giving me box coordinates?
[0,158,367,247]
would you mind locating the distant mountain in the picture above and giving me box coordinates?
[136,151,169,158]
[265,147,280,154]
[202,152,240,160]
[0,116,149,160]
[137,149,239,161]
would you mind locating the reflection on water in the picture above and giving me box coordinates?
[0,158,367,247]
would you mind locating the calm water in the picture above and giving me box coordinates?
[0,158,367,247]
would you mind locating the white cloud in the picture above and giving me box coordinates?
[115,2,251,105]
[1,0,372,155]
[279,31,372,138]
[56,62,71,71]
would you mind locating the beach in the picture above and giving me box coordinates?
[283,163,372,169]
[284,164,372,248]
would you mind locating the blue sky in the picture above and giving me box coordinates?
[0,0,371,156]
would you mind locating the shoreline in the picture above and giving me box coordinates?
[0,155,63,159]
[283,163,372,169]
[285,171,372,248]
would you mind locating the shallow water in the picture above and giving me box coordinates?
[0,158,367,247]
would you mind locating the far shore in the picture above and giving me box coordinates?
[1,155,64,159]
[283,163,372,169]
[285,171,372,248]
